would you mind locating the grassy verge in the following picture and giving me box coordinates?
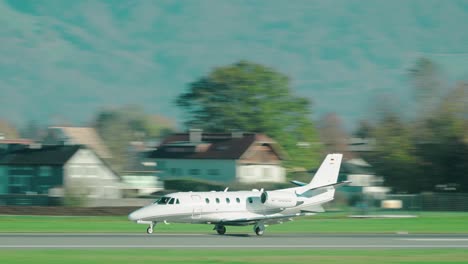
[1,249,467,264]
[1,212,468,233]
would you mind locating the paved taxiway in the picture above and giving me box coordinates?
[1,233,468,249]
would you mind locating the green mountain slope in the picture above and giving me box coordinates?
[1,0,467,128]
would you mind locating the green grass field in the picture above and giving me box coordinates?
[1,212,468,234]
[0,249,467,264]
[1,212,467,264]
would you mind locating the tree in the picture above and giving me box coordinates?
[176,61,322,169]
[359,56,468,194]
[318,113,353,159]
[93,105,176,172]
[0,120,19,139]
[408,57,445,117]
[370,113,421,193]
[354,120,374,138]
[414,83,468,192]
[19,120,44,140]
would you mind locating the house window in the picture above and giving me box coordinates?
[263,168,272,179]
[39,166,52,177]
[157,161,165,169]
[8,175,32,193]
[189,169,200,176]
[9,166,33,176]
[170,168,183,176]
[38,185,50,194]
[207,169,219,176]
[243,167,254,177]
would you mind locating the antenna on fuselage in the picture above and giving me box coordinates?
[224,187,229,192]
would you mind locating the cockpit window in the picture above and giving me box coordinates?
[176,199,180,204]
[155,197,171,205]
[168,198,175,204]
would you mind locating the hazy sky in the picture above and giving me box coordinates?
[1,0,467,130]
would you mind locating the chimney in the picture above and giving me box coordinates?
[189,128,202,143]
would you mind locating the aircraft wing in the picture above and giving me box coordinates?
[220,212,318,226]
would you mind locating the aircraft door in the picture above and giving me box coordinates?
[191,195,202,220]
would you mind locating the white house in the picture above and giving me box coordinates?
[148,130,286,184]
[0,145,121,202]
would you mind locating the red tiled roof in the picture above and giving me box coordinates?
[0,139,34,145]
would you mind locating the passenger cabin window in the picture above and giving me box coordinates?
[236,198,240,203]
[205,198,210,204]
[226,198,230,204]
[248,197,253,204]
[216,198,220,204]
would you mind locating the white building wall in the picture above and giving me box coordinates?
[156,159,237,183]
[236,164,286,183]
[64,149,121,199]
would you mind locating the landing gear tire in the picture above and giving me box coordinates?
[216,225,226,235]
[146,222,155,234]
[254,224,265,236]
[146,226,153,234]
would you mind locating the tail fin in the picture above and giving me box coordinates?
[309,153,343,188]
[295,153,344,198]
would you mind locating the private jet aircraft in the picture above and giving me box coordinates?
[128,153,348,236]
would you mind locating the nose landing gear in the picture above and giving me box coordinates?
[146,222,156,234]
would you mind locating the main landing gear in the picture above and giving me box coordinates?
[214,224,226,235]
[254,223,265,236]
[214,223,266,236]
[146,222,156,234]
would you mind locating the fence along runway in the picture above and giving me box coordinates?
[1,233,468,249]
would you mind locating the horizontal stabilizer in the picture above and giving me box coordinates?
[300,205,325,213]
[309,180,351,191]
[296,180,350,196]
[290,180,307,186]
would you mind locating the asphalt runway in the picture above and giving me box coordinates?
[1,233,468,249]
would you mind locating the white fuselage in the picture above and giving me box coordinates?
[128,187,334,225]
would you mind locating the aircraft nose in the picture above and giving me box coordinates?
[128,206,154,221]
[128,208,147,221]
[128,210,139,221]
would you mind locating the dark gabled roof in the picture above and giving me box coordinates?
[0,145,81,165]
[148,132,278,160]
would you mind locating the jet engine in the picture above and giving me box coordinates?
[260,191,298,208]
